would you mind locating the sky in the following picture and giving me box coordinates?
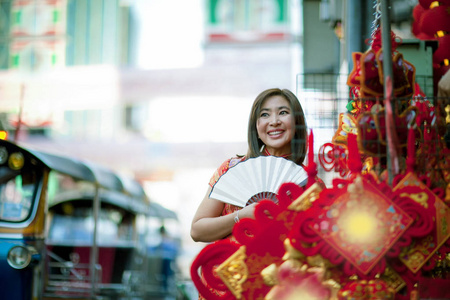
[133,0,205,70]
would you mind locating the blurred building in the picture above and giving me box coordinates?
[0,0,131,70]
[0,0,132,143]
[0,0,303,173]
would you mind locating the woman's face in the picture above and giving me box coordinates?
[256,95,295,156]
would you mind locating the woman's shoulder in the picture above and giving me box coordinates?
[228,155,246,168]
[209,155,246,187]
[219,155,246,170]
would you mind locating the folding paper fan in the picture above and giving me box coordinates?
[209,156,307,207]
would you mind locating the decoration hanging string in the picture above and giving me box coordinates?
[371,0,381,38]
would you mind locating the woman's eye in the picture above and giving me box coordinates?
[260,113,269,118]
[280,110,289,115]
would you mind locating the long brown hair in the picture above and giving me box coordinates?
[246,88,307,165]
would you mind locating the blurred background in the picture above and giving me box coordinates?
[0,0,422,292]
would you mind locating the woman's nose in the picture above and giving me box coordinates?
[270,116,281,125]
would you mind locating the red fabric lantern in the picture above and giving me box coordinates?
[433,35,450,66]
[419,6,450,37]
[419,0,450,9]
[412,4,432,39]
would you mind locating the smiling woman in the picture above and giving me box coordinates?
[246,88,308,165]
[189,88,310,299]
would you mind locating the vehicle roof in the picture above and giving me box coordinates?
[0,139,146,199]
[49,191,177,219]
[149,202,178,220]
[50,190,150,215]
[1,139,178,220]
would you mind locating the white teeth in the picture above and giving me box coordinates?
[268,131,283,135]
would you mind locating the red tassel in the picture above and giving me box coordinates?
[347,133,362,175]
[305,129,318,188]
[308,129,314,163]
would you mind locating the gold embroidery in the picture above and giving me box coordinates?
[400,192,429,208]
[216,246,248,299]
[380,266,406,293]
[247,252,277,274]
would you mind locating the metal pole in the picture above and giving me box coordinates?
[346,0,363,71]
[380,0,393,98]
[380,0,397,184]
[90,186,100,298]
[14,84,25,143]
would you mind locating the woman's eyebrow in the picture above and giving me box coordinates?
[260,106,290,111]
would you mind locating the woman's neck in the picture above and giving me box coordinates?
[263,148,291,158]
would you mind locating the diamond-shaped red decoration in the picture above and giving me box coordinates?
[310,176,413,274]
[394,172,450,273]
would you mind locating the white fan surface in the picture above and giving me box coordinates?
[209,156,307,207]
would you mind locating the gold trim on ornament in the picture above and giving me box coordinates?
[216,246,248,299]
[288,182,322,212]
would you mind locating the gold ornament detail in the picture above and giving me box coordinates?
[216,246,248,299]
[282,238,306,261]
[380,266,406,292]
[306,254,335,270]
[400,192,429,208]
[261,264,279,286]
[446,105,450,124]
[288,182,323,212]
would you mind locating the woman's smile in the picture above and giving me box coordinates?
[267,129,285,137]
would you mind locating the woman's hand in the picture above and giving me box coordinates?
[190,187,258,243]
[238,203,257,221]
